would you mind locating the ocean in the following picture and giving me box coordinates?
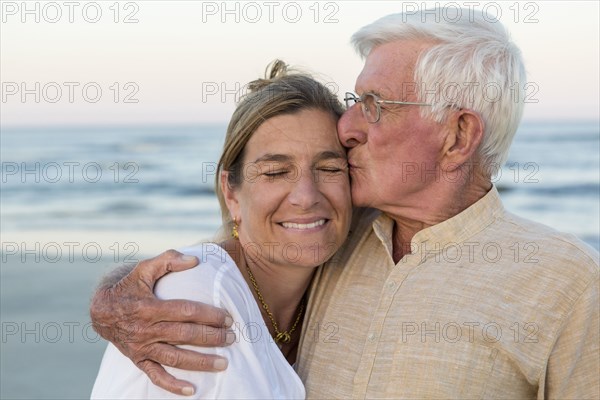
[1,121,599,399]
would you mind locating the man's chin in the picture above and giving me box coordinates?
[350,186,372,208]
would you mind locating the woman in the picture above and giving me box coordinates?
[91,60,352,399]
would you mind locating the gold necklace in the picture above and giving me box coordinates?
[245,265,304,344]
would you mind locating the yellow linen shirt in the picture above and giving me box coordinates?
[297,187,599,399]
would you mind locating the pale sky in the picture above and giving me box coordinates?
[1,0,599,127]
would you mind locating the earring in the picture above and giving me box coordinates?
[232,217,239,240]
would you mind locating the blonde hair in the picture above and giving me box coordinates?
[214,60,344,238]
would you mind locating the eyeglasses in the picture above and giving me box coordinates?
[344,92,432,123]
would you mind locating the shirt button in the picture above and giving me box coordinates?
[368,333,377,342]
[387,281,396,289]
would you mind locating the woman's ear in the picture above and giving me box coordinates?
[221,170,240,219]
[440,109,484,172]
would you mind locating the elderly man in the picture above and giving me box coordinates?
[91,7,599,399]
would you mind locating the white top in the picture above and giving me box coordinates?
[91,243,305,399]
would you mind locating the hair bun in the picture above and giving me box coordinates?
[266,59,288,79]
[247,59,289,92]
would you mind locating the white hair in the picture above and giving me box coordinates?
[351,8,527,175]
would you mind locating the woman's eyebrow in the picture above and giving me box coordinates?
[314,151,347,162]
[252,153,292,164]
[252,151,346,164]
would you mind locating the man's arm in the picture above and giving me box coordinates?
[541,273,599,399]
[90,250,235,396]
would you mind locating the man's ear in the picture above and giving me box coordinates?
[221,171,240,219]
[440,109,484,172]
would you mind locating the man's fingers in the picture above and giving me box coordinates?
[150,298,233,327]
[145,321,236,347]
[126,250,199,291]
[136,359,197,396]
[147,343,229,371]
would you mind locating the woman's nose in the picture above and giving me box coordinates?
[287,168,321,210]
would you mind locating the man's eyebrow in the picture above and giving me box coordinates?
[252,153,292,164]
[366,90,383,97]
[356,84,381,95]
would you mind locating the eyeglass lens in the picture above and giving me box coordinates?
[345,93,378,123]
[361,94,377,122]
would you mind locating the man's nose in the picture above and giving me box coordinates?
[338,104,368,149]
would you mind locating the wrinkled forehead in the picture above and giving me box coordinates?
[356,40,434,97]
[244,109,344,161]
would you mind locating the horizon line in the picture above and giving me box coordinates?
[2,118,599,132]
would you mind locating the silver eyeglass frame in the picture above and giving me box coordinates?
[344,92,433,123]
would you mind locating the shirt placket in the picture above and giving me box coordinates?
[352,254,422,398]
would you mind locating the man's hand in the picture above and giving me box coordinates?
[90,249,235,396]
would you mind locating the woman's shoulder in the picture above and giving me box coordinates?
[154,242,244,304]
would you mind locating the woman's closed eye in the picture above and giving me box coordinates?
[263,170,289,177]
[256,161,295,179]
[316,161,348,174]
[318,166,346,173]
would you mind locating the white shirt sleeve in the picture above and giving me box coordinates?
[90,243,305,400]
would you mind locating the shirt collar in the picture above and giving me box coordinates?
[371,186,504,260]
